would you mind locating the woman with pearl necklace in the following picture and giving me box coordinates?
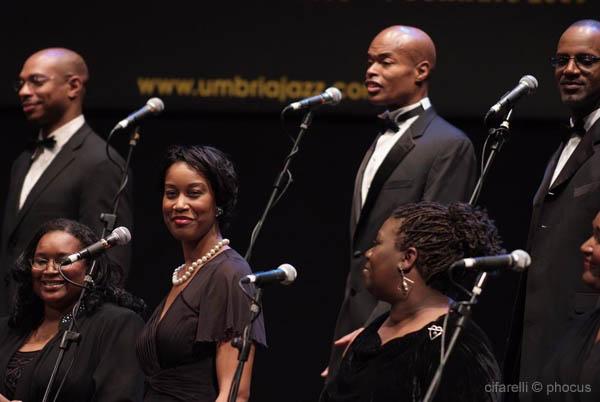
[136,145,266,402]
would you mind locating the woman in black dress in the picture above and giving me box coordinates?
[0,218,145,402]
[321,202,503,402]
[535,211,600,401]
[136,145,266,402]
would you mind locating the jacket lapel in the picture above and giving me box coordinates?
[532,146,562,207]
[10,125,91,236]
[3,153,33,239]
[353,108,436,241]
[549,120,600,192]
[351,135,379,233]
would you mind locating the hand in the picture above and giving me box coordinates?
[333,327,364,349]
[0,393,22,402]
[320,328,365,378]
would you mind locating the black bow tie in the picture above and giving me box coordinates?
[377,104,425,132]
[28,136,56,151]
[562,119,586,142]
[27,136,56,160]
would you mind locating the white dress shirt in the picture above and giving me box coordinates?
[19,115,85,209]
[361,97,431,207]
[550,108,600,187]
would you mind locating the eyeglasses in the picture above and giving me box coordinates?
[550,54,600,69]
[30,257,64,271]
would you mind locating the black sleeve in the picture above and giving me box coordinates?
[92,310,145,402]
[423,136,477,204]
[79,156,134,279]
[193,257,267,347]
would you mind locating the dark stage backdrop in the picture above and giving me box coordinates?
[2,1,598,401]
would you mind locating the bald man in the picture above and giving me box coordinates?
[506,20,600,399]
[325,26,476,380]
[0,48,133,315]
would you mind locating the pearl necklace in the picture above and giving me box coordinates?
[172,239,230,286]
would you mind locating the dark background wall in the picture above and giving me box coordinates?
[2,1,598,401]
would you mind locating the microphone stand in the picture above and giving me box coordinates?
[469,110,513,205]
[422,112,513,402]
[42,127,141,402]
[233,107,316,399]
[227,287,263,402]
[244,109,314,261]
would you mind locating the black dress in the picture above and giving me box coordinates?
[321,311,501,402]
[0,303,145,402]
[535,308,600,401]
[136,248,267,402]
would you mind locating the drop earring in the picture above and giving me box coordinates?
[216,207,223,217]
[398,265,414,297]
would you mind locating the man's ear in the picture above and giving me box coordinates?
[415,61,431,83]
[66,75,83,99]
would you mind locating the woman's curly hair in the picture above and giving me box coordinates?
[391,202,504,295]
[8,219,146,332]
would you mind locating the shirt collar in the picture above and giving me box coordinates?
[388,97,431,121]
[39,115,85,150]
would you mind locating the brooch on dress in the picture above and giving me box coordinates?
[427,324,444,340]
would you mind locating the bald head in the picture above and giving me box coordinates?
[18,48,89,134]
[26,48,89,85]
[365,25,436,108]
[374,26,437,71]
[554,19,600,116]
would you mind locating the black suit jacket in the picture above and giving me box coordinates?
[0,123,133,316]
[514,119,600,399]
[327,107,477,377]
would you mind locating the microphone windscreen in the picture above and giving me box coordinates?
[519,75,538,93]
[147,97,165,113]
[511,249,531,271]
[112,226,132,245]
[325,87,343,104]
[279,263,298,285]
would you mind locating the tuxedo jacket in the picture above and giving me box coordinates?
[514,119,600,396]
[327,107,477,377]
[0,123,133,316]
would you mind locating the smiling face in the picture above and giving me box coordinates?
[16,49,86,133]
[162,161,219,244]
[554,24,600,116]
[31,230,86,314]
[580,212,600,289]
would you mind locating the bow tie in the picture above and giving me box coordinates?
[562,119,586,142]
[28,136,56,160]
[377,104,425,132]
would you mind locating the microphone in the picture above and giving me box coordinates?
[114,98,165,130]
[286,87,342,111]
[485,75,538,126]
[61,227,131,265]
[240,264,298,286]
[450,249,531,272]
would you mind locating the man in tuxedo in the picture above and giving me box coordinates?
[511,19,600,400]
[325,26,477,379]
[0,48,133,316]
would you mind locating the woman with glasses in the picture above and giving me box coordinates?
[321,202,503,402]
[0,219,145,402]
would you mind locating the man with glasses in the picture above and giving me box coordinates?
[508,19,600,401]
[0,48,133,316]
